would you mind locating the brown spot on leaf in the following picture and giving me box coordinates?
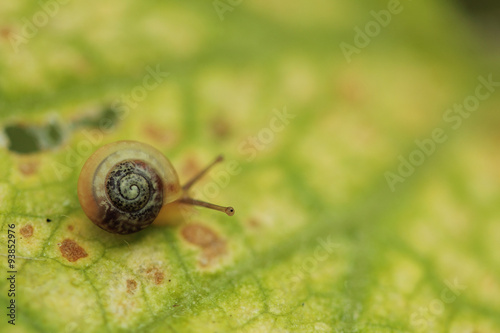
[247,218,260,228]
[181,157,202,180]
[126,279,137,294]
[181,224,227,267]
[58,239,88,262]
[211,116,231,139]
[182,224,219,247]
[143,123,177,145]
[146,267,165,285]
[68,225,74,231]
[0,27,12,39]
[336,75,366,105]
[18,160,39,176]
[20,225,33,238]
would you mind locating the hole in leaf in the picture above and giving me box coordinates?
[72,106,120,130]
[4,125,40,154]
[4,106,121,155]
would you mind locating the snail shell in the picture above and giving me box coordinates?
[77,141,182,234]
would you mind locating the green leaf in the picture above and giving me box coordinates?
[1,0,500,332]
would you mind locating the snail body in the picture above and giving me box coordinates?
[78,141,233,235]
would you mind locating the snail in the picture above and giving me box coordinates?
[77,141,235,234]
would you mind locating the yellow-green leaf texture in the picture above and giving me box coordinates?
[1,0,500,332]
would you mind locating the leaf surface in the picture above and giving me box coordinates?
[1,0,499,332]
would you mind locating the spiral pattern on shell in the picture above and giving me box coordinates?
[106,161,155,212]
[77,141,182,234]
[101,160,164,234]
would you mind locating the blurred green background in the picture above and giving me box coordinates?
[0,0,499,332]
